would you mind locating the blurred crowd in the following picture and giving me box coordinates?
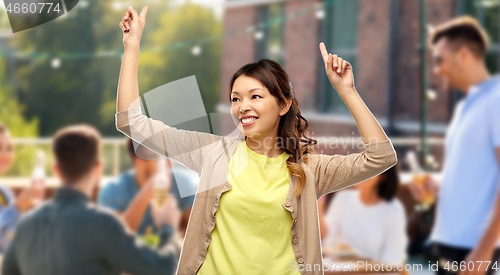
[0,15,498,275]
[0,123,194,274]
[318,15,500,275]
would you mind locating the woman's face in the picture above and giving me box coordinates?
[0,131,14,175]
[230,75,286,140]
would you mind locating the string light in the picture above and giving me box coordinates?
[191,45,202,56]
[51,58,61,69]
[79,0,89,9]
[425,154,439,169]
[315,9,325,19]
[426,90,437,101]
[112,1,123,11]
[427,24,435,34]
[254,31,264,40]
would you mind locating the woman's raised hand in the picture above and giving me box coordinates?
[319,42,355,95]
[119,6,149,46]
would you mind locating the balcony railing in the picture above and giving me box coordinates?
[1,137,444,188]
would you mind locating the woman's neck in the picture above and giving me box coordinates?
[245,135,284,158]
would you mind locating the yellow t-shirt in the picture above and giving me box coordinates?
[197,140,300,274]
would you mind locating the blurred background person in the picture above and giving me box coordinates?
[98,138,196,241]
[323,165,408,266]
[0,123,44,253]
[411,16,500,275]
[2,124,181,275]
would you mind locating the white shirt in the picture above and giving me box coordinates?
[323,189,408,265]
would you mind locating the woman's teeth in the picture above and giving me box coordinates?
[241,117,257,124]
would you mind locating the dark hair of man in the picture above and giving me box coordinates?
[52,124,101,184]
[430,16,490,59]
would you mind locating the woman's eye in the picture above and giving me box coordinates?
[252,95,262,99]
[231,98,239,102]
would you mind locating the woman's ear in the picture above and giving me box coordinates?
[280,98,293,116]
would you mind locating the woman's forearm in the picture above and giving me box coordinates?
[340,87,389,144]
[117,42,141,113]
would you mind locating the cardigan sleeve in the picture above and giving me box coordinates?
[307,139,398,199]
[115,107,219,175]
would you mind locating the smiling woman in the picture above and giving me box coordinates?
[115,6,397,275]
[228,60,317,197]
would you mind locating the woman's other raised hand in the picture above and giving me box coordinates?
[119,6,149,47]
[319,42,355,96]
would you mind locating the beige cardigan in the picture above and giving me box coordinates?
[116,107,398,275]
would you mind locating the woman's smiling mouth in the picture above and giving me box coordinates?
[240,116,258,127]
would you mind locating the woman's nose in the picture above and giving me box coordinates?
[240,100,251,113]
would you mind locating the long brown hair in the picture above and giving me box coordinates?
[229,59,317,196]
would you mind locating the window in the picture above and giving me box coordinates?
[318,0,359,113]
[458,0,500,73]
[256,3,285,65]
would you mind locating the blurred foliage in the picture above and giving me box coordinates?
[0,61,38,137]
[0,0,221,177]
[462,0,499,72]
[0,59,40,177]
[140,1,222,115]
[7,0,221,137]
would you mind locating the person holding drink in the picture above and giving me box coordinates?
[406,150,438,210]
[98,138,196,245]
[115,6,397,274]
[410,16,500,275]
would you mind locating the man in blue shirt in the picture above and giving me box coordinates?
[98,138,196,242]
[421,16,500,275]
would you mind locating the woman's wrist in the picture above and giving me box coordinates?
[337,86,358,99]
[124,41,141,52]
